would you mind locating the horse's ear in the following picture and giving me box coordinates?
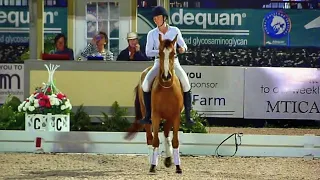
[172,34,178,44]
[158,34,162,43]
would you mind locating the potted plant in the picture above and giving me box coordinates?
[18,64,72,131]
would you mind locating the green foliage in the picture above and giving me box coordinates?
[44,34,56,53]
[1,94,207,133]
[179,108,208,133]
[0,95,25,130]
[94,101,131,132]
[18,35,56,61]
[70,105,92,131]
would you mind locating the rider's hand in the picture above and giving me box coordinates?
[178,47,185,54]
[91,35,99,45]
[135,44,140,52]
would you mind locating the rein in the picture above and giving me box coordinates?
[214,132,243,157]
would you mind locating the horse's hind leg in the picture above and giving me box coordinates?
[172,115,182,174]
[163,120,173,168]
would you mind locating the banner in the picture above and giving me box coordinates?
[244,67,320,120]
[183,66,244,118]
[0,7,67,45]
[138,8,320,47]
[0,64,24,104]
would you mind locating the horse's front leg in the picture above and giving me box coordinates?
[145,124,153,164]
[163,120,173,168]
[149,114,161,173]
[172,115,182,174]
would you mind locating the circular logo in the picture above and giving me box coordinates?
[263,11,291,39]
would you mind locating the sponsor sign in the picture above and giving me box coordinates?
[0,64,24,104]
[183,66,244,118]
[0,6,67,45]
[244,67,320,120]
[138,8,320,47]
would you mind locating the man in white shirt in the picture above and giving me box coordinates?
[140,6,195,126]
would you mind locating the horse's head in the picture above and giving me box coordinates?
[158,33,178,83]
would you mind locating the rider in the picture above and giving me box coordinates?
[139,6,195,125]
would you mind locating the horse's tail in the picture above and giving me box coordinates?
[124,84,143,140]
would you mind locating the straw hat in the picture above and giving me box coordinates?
[126,32,139,40]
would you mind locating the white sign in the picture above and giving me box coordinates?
[25,113,70,132]
[244,67,320,120]
[183,66,244,118]
[47,114,70,132]
[25,114,48,131]
[0,64,24,104]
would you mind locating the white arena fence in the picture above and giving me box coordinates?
[0,130,319,158]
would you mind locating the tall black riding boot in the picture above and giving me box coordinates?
[183,90,195,125]
[140,92,152,124]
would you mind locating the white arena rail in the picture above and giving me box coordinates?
[0,130,319,158]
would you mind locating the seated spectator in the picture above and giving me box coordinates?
[117,32,149,61]
[50,33,74,60]
[81,31,113,61]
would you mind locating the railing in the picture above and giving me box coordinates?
[0,0,68,7]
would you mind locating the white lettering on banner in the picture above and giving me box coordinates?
[244,67,320,120]
[183,66,244,118]
[170,9,246,29]
[0,11,58,27]
[0,64,24,104]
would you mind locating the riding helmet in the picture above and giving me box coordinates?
[152,6,168,18]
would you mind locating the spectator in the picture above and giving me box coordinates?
[50,33,74,60]
[117,32,149,61]
[81,31,114,61]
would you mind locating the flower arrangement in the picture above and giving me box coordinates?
[18,64,72,115]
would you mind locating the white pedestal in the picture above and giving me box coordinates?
[25,113,70,132]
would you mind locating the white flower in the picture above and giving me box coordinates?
[51,94,57,98]
[61,105,66,110]
[21,101,26,106]
[49,97,56,106]
[28,106,35,112]
[25,102,30,108]
[34,99,39,108]
[18,105,22,112]
[22,107,26,111]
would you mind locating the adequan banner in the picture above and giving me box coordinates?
[0,64,24,104]
[183,66,244,118]
[244,67,320,120]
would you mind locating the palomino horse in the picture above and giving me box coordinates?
[125,34,184,174]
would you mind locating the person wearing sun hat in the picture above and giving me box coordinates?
[116,32,149,61]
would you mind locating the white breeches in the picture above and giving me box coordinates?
[141,58,191,92]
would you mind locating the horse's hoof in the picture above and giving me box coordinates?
[175,165,182,174]
[164,157,172,168]
[149,165,156,173]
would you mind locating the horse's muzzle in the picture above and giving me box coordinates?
[162,72,172,81]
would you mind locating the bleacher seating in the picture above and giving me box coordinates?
[179,46,320,67]
[0,45,28,63]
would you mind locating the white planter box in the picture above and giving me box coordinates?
[25,113,70,132]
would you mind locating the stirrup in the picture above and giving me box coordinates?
[185,117,195,125]
[140,118,152,124]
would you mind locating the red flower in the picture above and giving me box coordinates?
[57,93,65,100]
[47,87,51,93]
[42,95,49,100]
[39,99,46,107]
[45,101,51,108]
[36,92,45,99]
